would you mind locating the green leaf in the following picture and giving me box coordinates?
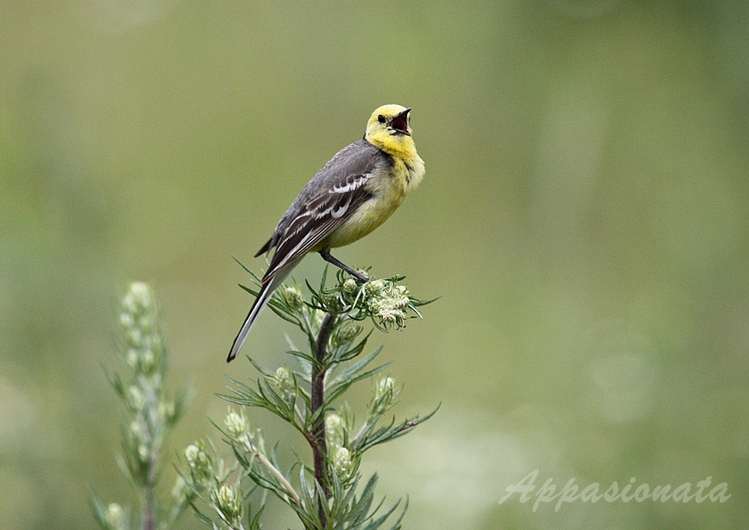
[327,344,381,386]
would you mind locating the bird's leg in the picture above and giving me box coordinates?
[319,247,369,283]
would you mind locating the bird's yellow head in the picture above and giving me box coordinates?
[364,104,419,159]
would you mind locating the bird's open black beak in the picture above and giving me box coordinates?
[390,107,411,136]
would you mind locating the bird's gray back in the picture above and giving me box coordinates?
[272,139,388,239]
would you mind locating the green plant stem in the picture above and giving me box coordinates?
[144,445,159,530]
[310,312,337,526]
[256,451,301,505]
[144,386,159,530]
[144,483,155,530]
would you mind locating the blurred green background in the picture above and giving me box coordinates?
[2,1,749,528]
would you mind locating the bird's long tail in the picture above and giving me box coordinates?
[226,262,298,362]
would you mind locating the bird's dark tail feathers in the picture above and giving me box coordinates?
[226,263,297,362]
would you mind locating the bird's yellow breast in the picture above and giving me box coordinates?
[323,155,424,249]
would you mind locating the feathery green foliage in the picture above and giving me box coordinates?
[180,267,437,529]
[91,282,193,530]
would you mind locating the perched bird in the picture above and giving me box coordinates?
[227,104,425,362]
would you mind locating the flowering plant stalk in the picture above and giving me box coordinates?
[180,266,437,529]
[91,282,193,530]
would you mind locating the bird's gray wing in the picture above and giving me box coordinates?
[261,140,385,282]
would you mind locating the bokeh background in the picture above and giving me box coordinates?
[2,1,749,528]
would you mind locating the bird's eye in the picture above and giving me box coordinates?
[377,114,386,124]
